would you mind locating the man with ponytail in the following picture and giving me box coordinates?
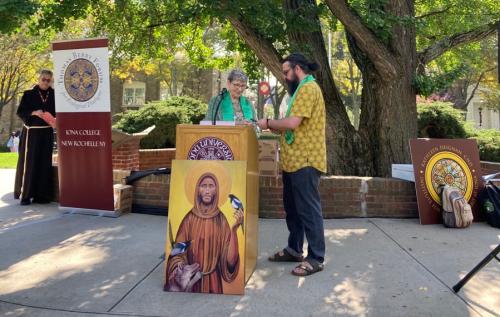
[257,53,327,276]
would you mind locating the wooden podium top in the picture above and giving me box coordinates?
[175,124,259,172]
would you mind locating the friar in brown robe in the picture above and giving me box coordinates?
[165,172,243,293]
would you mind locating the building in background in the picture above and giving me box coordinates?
[1,68,250,144]
[466,85,500,130]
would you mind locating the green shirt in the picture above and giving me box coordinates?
[204,91,255,122]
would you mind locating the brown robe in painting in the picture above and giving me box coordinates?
[165,173,240,293]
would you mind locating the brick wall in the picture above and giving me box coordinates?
[48,153,500,218]
[132,173,170,208]
[259,176,419,219]
[119,172,418,218]
[139,148,176,170]
[113,184,133,215]
[112,139,140,171]
[481,161,500,176]
[113,169,131,185]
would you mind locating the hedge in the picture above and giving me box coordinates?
[113,96,207,148]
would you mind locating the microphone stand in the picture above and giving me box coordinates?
[212,89,226,126]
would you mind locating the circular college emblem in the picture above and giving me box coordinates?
[187,137,234,160]
[424,151,473,204]
[64,58,99,102]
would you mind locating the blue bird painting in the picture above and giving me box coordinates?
[229,194,244,233]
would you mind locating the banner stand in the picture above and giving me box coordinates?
[60,207,119,218]
[53,38,116,216]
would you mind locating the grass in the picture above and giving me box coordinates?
[0,152,18,169]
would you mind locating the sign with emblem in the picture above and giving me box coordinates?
[54,44,110,113]
[187,137,234,160]
[410,139,483,225]
[52,38,115,216]
[258,82,271,96]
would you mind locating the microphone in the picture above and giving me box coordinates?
[212,88,227,125]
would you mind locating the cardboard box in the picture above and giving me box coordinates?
[258,139,279,176]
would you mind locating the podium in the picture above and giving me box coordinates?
[164,124,259,295]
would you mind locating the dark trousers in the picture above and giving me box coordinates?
[282,167,325,264]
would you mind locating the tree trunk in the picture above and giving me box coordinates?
[284,0,374,175]
[358,64,417,176]
[347,0,418,177]
[0,102,5,121]
[232,0,422,176]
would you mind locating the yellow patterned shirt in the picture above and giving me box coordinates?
[280,81,327,173]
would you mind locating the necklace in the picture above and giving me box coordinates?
[39,90,49,104]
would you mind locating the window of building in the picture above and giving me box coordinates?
[123,81,146,107]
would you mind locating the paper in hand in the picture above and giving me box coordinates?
[40,112,56,128]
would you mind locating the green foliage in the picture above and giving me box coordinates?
[0,152,18,168]
[415,0,500,95]
[417,102,500,162]
[413,65,468,97]
[415,0,500,51]
[4,0,500,173]
[349,0,393,42]
[0,30,51,113]
[0,0,36,33]
[113,96,207,148]
[348,0,416,43]
[470,129,500,162]
[480,81,500,112]
[417,102,467,138]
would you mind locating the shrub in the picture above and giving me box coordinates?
[470,129,500,162]
[113,96,208,148]
[417,102,467,139]
[417,101,500,162]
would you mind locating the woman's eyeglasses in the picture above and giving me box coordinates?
[231,82,247,90]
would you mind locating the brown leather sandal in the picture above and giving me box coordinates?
[268,249,304,262]
[291,260,324,276]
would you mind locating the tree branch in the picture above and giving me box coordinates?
[324,0,397,81]
[416,6,452,20]
[283,0,349,121]
[465,67,496,108]
[226,15,285,85]
[418,22,498,65]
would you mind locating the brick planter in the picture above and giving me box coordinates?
[139,149,176,170]
[112,139,141,171]
[259,176,419,219]
[48,158,500,219]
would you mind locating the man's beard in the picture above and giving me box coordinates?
[199,194,214,206]
[286,73,300,95]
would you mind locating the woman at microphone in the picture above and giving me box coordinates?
[204,69,256,124]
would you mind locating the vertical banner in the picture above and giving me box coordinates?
[52,38,115,215]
